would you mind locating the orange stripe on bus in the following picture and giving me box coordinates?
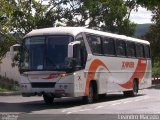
[42,74,60,80]
[119,59,147,89]
[84,59,110,96]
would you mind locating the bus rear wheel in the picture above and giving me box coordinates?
[43,93,54,104]
[123,80,138,97]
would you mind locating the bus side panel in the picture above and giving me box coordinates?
[83,56,151,95]
[101,57,138,93]
[54,75,75,97]
[20,75,32,94]
[73,70,86,97]
[96,67,109,94]
[139,59,152,89]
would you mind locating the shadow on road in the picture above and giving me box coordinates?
[0,93,144,113]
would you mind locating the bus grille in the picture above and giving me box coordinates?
[31,82,56,88]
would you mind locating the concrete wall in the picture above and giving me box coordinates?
[0,46,20,82]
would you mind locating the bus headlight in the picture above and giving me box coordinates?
[59,84,68,89]
[59,85,63,89]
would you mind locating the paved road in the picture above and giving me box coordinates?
[0,85,160,120]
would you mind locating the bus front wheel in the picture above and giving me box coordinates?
[83,82,98,104]
[43,93,54,104]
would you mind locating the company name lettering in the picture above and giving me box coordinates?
[122,61,134,69]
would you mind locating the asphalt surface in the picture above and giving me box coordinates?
[0,85,160,120]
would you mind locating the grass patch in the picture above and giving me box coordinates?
[0,87,8,92]
[0,75,20,92]
[0,84,20,92]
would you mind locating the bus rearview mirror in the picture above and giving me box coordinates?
[68,41,81,58]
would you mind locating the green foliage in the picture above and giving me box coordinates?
[0,75,20,91]
[0,0,63,60]
[0,87,8,92]
[152,61,160,77]
[136,0,160,9]
[142,5,160,64]
[0,35,16,61]
[9,0,63,34]
[62,0,136,36]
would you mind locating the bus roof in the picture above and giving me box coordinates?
[24,27,150,45]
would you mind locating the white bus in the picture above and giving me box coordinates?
[19,27,151,104]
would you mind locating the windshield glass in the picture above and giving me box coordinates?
[20,35,73,71]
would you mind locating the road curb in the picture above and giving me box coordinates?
[0,91,21,96]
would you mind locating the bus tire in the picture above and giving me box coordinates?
[132,80,138,96]
[98,94,106,99]
[123,80,138,97]
[43,93,54,104]
[83,82,98,104]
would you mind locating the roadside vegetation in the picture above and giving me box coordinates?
[152,61,160,80]
[0,75,20,92]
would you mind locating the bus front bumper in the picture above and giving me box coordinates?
[20,83,74,97]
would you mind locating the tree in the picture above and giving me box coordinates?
[62,0,136,36]
[142,6,160,64]
[0,0,16,61]
[9,0,64,34]
[0,0,63,61]
[136,0,160,9]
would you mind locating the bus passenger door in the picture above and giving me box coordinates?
[73,34,87,96]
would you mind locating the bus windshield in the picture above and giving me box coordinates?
[20,35,73,71]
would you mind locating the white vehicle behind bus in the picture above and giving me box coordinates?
[19,27,151,104]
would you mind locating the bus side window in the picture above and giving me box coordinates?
[102,37,115,56]
[75,34,87,68]
[116,40,126,57]
[136,44,144,58]
[86,34,102,55]
[126,42,136,58]
[144,45,150,58]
